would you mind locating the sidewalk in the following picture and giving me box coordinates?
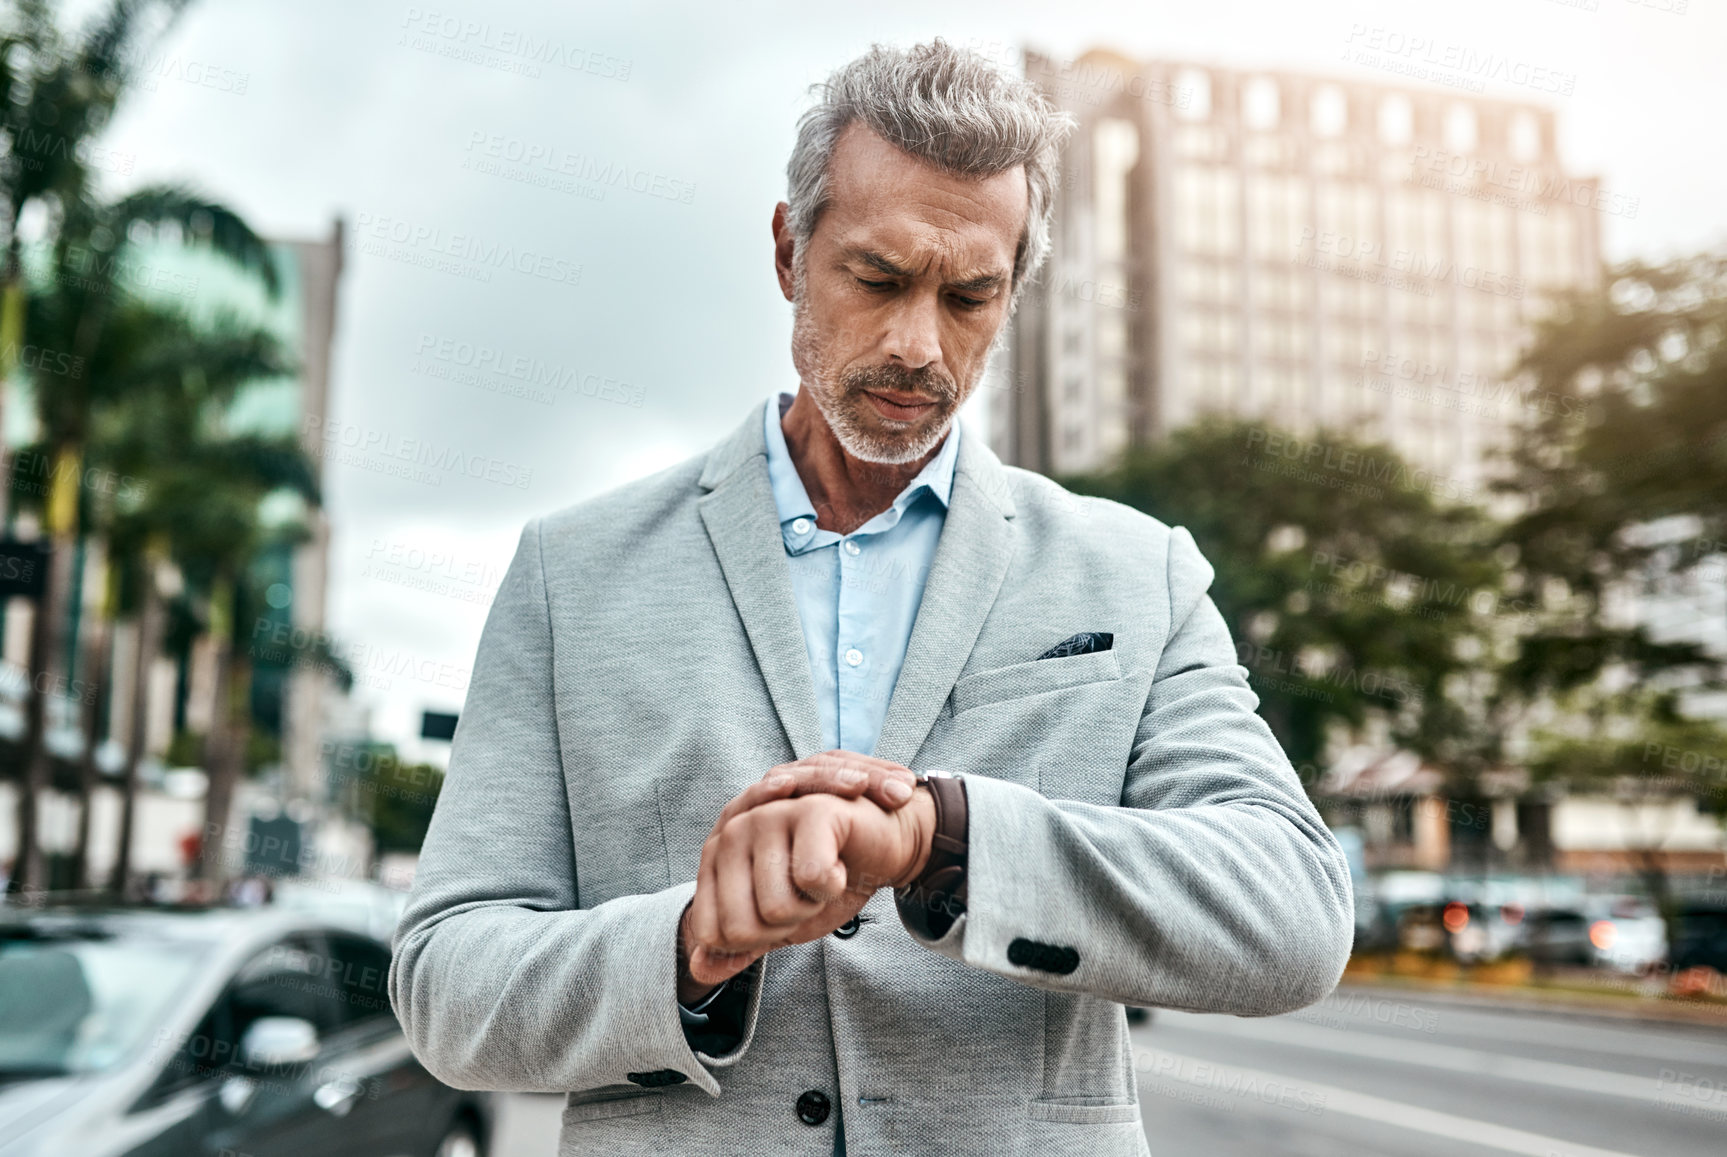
[1339,972,1727,1028]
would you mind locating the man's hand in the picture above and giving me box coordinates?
[712,750,918,829]
[678,788,935,998]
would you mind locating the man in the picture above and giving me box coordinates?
[390,39,1353,1156]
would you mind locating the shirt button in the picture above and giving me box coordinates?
[844,648,863,667]
[833,916,861,940]
[791,517,811,535]
[843,539,861,555]
[796,1089,831,1126]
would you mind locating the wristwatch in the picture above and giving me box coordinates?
[894,770,968,939]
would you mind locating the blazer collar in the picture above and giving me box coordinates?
[696,397,1019,765]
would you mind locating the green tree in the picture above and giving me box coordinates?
[1060,417,1505,790]
[1492,253,1727,928]
[0,0,199,444]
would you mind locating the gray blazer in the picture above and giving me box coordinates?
[389,398,1354,1156]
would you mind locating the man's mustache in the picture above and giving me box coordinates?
[843,364,957,405]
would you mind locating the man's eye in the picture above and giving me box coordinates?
[857,278,895,291]
[953,295,987,309]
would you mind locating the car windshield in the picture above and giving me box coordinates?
[0,929,206,1077]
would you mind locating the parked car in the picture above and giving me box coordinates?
[1669,903,1727,972]
[1520,905,1596,966]
[0,903,491,1157]
[269,878,409,943]
[1580,896,1667,974]
[1519,897,1669,973]
[1392,900,1522,962]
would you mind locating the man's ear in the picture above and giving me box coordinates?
[772,201,797,302]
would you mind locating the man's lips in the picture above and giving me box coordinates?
[862,390,938,421]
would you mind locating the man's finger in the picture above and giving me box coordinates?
[711,823,772,951]
[714,772,803,830]
[788,797,847,904]
[687,943,763,987]
[752,824,825,926]
[716,754,914,830]
[687,837,724,948]
[807,751,917,809]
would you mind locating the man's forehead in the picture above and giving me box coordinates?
[819,122,1026,261]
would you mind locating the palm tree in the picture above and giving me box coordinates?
[64,295,298,893]
[0,0,199,461]
[1,0,267,895]
[82,298,316,888]
[9,255,286,894]
[134,435,319,886]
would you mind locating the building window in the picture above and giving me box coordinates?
[1443,103,1478,154]
[1509,111,1541,163]
[1247,173,1306,260]
[1379,94,1413,146]
[1176,68,1212,120]
[1093,119,1139,262]
[1311,84,1347,137]
[1243,76,1280,131]
[1176,166,1241,256]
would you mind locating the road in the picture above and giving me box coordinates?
[491,986,1727,1156]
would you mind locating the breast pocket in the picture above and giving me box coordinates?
[920,651,1146,806]
[950,650,1123,715]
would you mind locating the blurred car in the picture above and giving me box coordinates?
[1519,906,1595,966]
[1669,902,1727,972]
[1580,896,1667,974]
[1393,900,1521,962]
[1520,897,1668,973]
[268,878,410,943]
[0,903,491,1157]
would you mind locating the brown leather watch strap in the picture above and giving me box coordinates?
[895,771,968,939]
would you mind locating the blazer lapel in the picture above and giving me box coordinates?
[697,399,825,760]
[871,424,1019,768]
[696,399,1021,769]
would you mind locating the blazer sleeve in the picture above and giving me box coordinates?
[388,516,764,1096]
[903,524,1354,1016]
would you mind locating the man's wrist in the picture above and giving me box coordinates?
[891,785,939,890]
[676,902,721,1005]
[893,772,969,939]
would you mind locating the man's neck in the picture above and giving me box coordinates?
[779,390,945,535]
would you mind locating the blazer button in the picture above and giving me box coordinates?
[796,1089,831,1126]
[833,916,861,940]
[625,1069,687,1088]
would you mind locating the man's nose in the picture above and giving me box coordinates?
[880,294,942,371]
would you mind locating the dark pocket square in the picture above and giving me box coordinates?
[1035,631,1113,660]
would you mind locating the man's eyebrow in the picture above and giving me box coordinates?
[847,249,1007,293]
[948,270,1007,294]
[850,250,911,279]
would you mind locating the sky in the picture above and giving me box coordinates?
[90,0,1727,762]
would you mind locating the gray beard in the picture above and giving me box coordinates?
[789,289,966,466]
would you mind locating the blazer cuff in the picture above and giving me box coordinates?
[677,978,731,1022]
[615,880,767,1095]
[901,773,1077,983]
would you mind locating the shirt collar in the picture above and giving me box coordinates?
[762,390,961,529]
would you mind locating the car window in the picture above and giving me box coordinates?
[322,934,396,1027]
[146,932,340,1103]
[0,932,205,1079]
[229,933,346,1039]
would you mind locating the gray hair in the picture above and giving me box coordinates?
[784,38,1076,310]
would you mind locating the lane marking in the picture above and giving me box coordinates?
[1140,1048,1649,1157]
[1163,1015,1700,1109]
[1312,998,1727,1068]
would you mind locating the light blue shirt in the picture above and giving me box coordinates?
[762,389,960,754]
[678,391,960,1153]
